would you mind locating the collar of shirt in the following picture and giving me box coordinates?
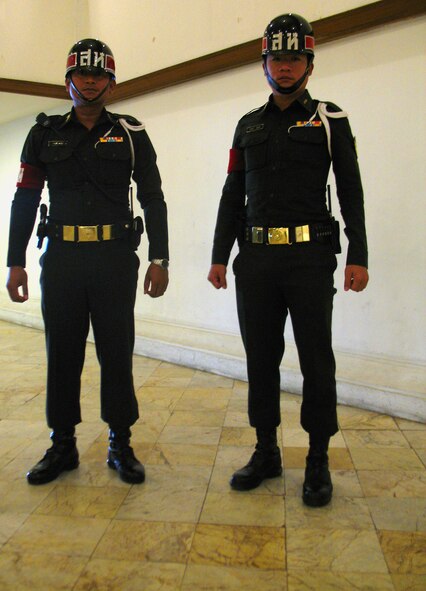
[266,90,316,115]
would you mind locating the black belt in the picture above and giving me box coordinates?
[46,222,130,243]
[245,223,333,245]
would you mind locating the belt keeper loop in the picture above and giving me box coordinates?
[251,227,264,244]
[295,224,310,243]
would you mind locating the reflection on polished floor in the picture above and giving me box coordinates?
[0,319,425,590]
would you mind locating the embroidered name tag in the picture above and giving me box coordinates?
[296,121,322,127]
[48,140,68,146]
[246,124,264,133]
[99,137,124,143]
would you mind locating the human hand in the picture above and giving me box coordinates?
[207,264,227,289]
[344,265,369,292]
[144,263,169,297]
[6,266,29,302]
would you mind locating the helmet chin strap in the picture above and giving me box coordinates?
[265,65,310,95]
[70,77,110,103]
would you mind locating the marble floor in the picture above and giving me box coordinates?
[0,319,425,590]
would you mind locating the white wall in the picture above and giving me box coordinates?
[0,7,425,421]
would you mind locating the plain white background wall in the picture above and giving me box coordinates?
[0,5,425,412]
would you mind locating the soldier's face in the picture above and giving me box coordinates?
[264,53,312,92]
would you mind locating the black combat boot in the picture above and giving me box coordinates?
[27,429,79,485]
[230,428,282,491]
[107,428,145,484]
[302,436,333,507]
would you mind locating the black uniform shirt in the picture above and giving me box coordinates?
[7,108,168,267]
[212,90,368,267]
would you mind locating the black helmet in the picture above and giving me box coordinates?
[66,38,116,79]
[262,13,314,59]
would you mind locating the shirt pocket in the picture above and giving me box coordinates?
[39,142,74,164]
[240,131,269,171]
[287,126,327,162]
[95,140,132,184]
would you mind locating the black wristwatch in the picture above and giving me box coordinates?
[151,258,169,269]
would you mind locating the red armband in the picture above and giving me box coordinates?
[16,162,46,189]
[227,148,244,174]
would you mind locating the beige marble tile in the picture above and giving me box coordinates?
[181,564,287,591]
[73,558,185,591]
[223,410,251,428]
[167,409,226,427]
[350,447,425,471]
[392,574,426,591]
[0,419,47,440]
[136,386,185,411]
[396,418,426,431]
[34,484,128,519]
[0,514,28,546]
[288,570,394,590]
[188,371,235,388]
[283,447,354,470]
[0,438,34,463]
[115,465,211,522]
[5,514,110,557]
[286,496,375,530]
[283,428,346,448]
[287,528,388,573]
[404,430,426,449]
[338,406,398,430]
[367,498,426,531]
[200,491,285,527]
[58,458,132,488]
[219,427,257,446]
[358,470,426,498]
[175,388,232,411]
[147,443,217,466]
[417,449,426,467]
[189,523,285,569]
[0,551,87,591]
[379,531,426,574]
[0,479,54,514]
[343,429,410,448]
[281,411,303,428]
[158,424,221,445]
[94,520,195,563]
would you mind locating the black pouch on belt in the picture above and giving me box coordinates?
[129,216,144,250]
[330,218,341,254]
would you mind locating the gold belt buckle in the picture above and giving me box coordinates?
[77,225,99,242]
[268,227,291,245]
[295,224,310,243]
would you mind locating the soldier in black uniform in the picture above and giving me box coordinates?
[6,39,169,485]
[208,14,368,506]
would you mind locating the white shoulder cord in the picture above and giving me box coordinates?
[118,118,146,171]
[315,102,348,158]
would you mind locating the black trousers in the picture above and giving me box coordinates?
[233,241,339,438]
[40,239,140,430]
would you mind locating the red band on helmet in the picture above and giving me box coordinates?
[305,36,315,51]
[227,148,244,173]
[16,163,46,189]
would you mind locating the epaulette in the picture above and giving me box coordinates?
[35,112,71,129]
[240,103,268,120]
[321,101,343,113]
[109,112,142,126]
